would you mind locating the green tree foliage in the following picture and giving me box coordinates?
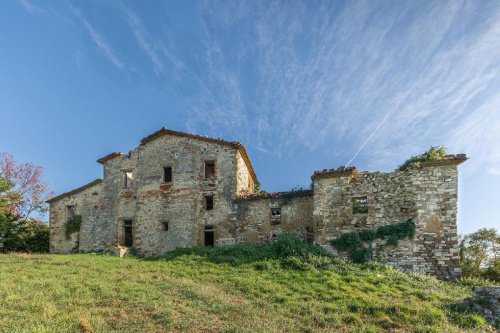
[397,146,447,171]
[0,153,50,253]
[460,228,499,282]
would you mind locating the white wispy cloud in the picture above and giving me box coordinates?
[177,0,500,174]
[17,0,46,16]
[120,5,164,75]
[70,6,124,70]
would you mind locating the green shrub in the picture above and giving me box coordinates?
[331,233,363,251]
[358,229,377,241]
[18,220,49,253]
[397,146,446,171]
[350,248,372,263]
[65,215,82,239]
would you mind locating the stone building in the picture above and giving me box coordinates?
[48,127,467,279]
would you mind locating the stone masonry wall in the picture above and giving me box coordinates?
[134,134,242,255]
[313,164,461,279]
[466,286,500,328]
[234,192,314,244]
[49,180,106,253]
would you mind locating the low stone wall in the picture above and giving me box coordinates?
[466,286,499,328]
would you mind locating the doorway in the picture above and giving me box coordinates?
[124,220,133,247]
[204,225,214,247]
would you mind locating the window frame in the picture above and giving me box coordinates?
[123,171,133,188]
[270,207,281,225]
[163,166,173,183]
[352,196,368,214]
[205,195,214,211]
[204,160,216,180]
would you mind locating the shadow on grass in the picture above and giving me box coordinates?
[446,302,496,330]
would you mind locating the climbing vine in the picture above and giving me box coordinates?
[330,219,416,263]
[65,215,82,239]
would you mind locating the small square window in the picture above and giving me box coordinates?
[205,161,215,180]
[271,208,281,225]
[353,196,368,214]
[205,195,214,210]
[124,171,133,188]
[163,167,172,183]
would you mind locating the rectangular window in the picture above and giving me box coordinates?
[205,195,214,210]
[271,208,281,225]
[124,171,133,188]
[123,220,133,247]
[163,166,172,183]
[205,161,215,180]
[352,196,368,214]
[162,221,169,231]
[66,205,76,219]
[204,225,214,247]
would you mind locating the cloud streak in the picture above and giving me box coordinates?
[70,6,124,70]
[120,5,164,74]
[17,0,46,16]
[175,0,500,173]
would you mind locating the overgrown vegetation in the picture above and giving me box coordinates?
[330,219,416,263]
[397,146,447,171]
[460,228,499,282]
[65,215,82,239]
[161,233,327,268]
[0,242,495,332]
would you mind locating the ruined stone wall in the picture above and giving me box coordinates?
[466,286,500,328]
[234,192,314,244]
[313,164,461,279]
[236,151,254,195]
[49,181,106,253]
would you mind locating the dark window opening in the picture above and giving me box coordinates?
[66,205,76,219]
[271,208,281,225]
[123,220,133,247]
[163,167,172,183]
[204,225,214,247]
[353,196,368,214]
[205,161,215,180]
[162,221,169,231]
[306,226,314,245]
[205,195,214,210]
[124,171,133,188]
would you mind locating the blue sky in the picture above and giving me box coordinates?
[1,0,499,234]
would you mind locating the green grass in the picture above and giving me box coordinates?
[0,245,495,333]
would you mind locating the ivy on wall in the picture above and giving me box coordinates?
[330,219,416,263]
[65,215,82,239]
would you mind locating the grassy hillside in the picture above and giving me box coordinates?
[0,244,495,333]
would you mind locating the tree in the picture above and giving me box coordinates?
[0,152,51,221]
[0,153,51,253]
[460,228,500,282]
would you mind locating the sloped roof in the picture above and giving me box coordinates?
[97,152,125,164]
[96,127,258,181]
[47,179,102,204]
